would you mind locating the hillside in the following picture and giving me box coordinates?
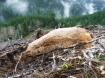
[0,1,105,78]
[0,10,105,42]
[0,26,105,78]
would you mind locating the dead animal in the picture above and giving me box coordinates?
[15,27,92,71]
[21,27,92,61]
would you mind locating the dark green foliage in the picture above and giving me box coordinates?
[0,10,105,41]
[59,10,105,27]
[0,13,58,40]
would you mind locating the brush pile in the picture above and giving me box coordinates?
[0,25,105,78]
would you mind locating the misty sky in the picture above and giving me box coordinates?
[2,0,105,18]
[5,0,29,15]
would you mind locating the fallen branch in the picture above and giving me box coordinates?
[0,45,27,58]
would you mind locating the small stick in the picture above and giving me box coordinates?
[14,53,22,72]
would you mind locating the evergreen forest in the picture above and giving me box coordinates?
[0,10,105,41]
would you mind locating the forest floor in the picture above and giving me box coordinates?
[0,26,105,78]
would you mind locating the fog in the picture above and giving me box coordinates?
[60,0,105,17]
[5,0,29,15]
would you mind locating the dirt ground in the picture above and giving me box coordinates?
[0,26,105,78]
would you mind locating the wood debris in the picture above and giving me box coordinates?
[0,26,105,78]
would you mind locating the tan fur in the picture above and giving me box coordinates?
[22,27,92,60]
